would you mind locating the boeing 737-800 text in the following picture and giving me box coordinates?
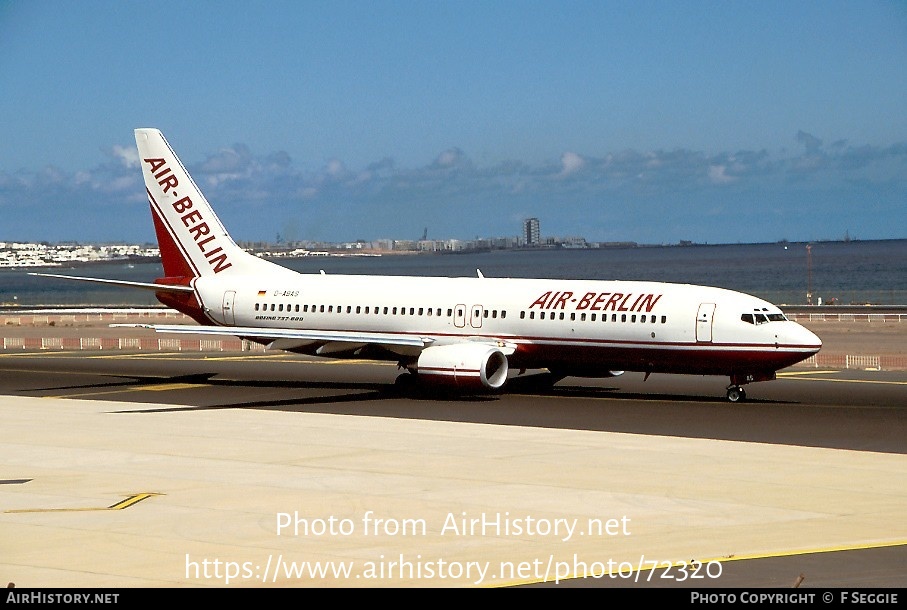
[37,129,822,401]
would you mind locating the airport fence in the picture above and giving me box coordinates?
[0,309,188,326]
[796,354,907,370]
[786,313,907,323]
[2,335,906,370]
[1,336,266,352]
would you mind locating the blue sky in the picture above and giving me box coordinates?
[1,0,906,245]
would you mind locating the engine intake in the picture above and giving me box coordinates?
[416,343,509,390]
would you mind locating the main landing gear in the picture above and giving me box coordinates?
[725,385,747,403]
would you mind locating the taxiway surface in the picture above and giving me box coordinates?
[1,350,905,588]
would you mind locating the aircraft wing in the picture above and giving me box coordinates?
[112,323,433,351]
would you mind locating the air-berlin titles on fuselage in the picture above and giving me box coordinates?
[144,157,232,274]
[529,291,662,312]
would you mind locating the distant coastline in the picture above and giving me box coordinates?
[3,236,903,270]
[5,238,905,308]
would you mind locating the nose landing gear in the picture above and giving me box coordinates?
[726,371,776,402]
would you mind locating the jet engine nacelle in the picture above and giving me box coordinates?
[416,343,509,390]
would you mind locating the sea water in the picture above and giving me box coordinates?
[2,239,905,308]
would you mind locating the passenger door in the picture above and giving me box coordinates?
[696,303,715,342]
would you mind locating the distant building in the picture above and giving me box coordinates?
[523,218,540,246]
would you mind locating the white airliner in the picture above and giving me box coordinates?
[37,128,822,401]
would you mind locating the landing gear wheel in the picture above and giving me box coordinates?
[726,386,746,403]
[394,372,418,395]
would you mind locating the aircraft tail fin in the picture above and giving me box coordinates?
[134,128,275,281]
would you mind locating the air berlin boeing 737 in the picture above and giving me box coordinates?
[37,129,822,401]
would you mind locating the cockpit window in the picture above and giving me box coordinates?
[742,310,788,324]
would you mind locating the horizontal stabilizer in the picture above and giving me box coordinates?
[29,273,195,293]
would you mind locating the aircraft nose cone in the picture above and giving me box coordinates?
[798,323,822,352]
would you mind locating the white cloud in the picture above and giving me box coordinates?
[559,151,585,176]
[324,158,347,178]
[434,148,464,168]
[708,164,735,184]
[111,145,139,168]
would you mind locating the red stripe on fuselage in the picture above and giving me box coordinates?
[506,341,814,376]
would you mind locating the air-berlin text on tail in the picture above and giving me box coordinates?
[529,291,662,312]
[144,157,232,274]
